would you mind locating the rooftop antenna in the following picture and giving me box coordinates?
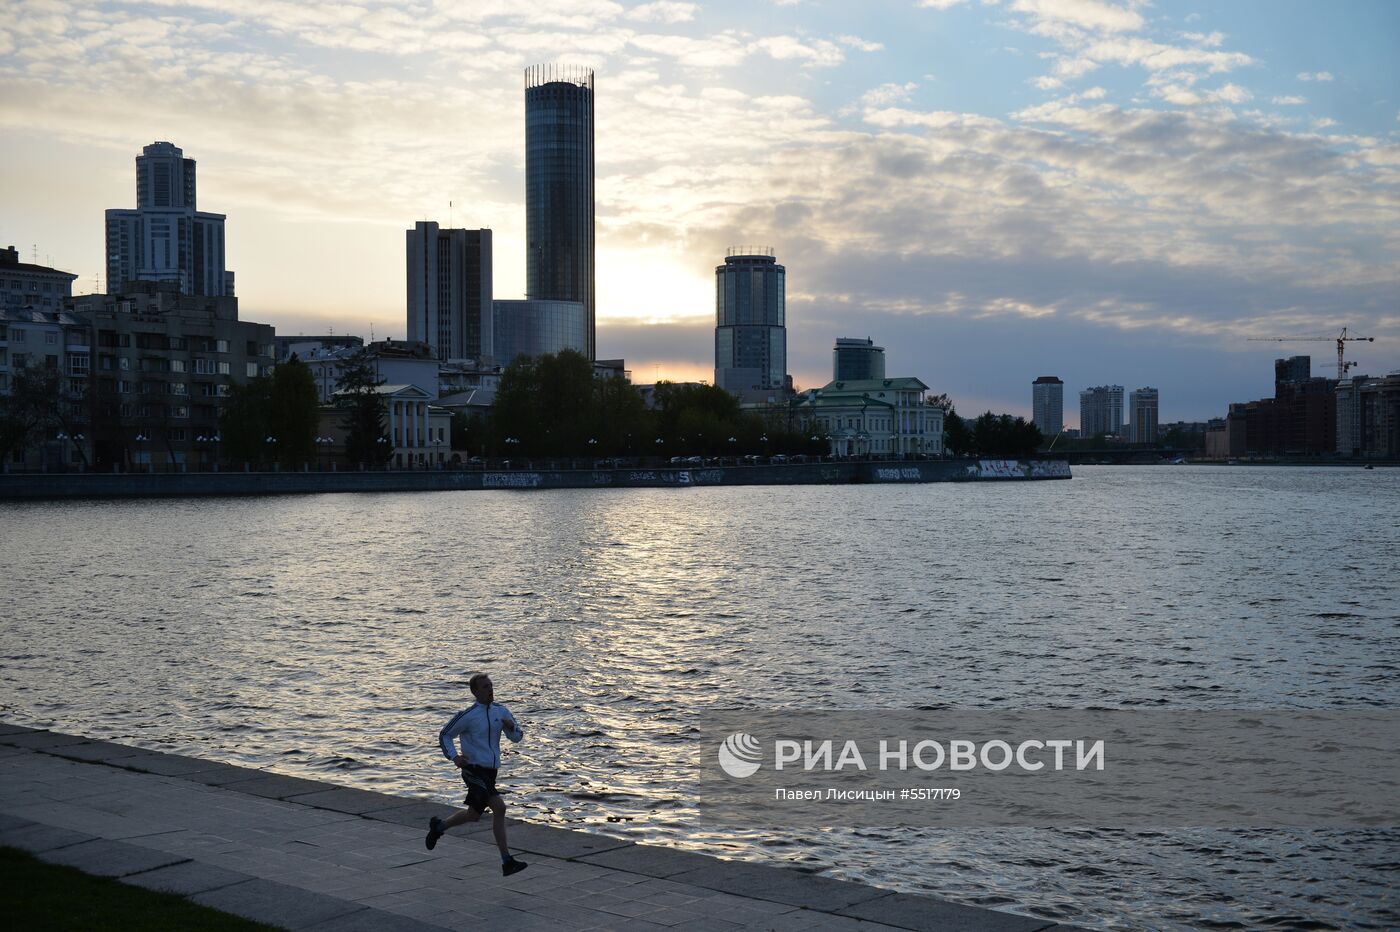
[449,199,453,228]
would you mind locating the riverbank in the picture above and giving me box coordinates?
[0,457,1070,499]
[0,723,1087,931]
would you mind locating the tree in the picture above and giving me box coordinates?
[942,405,974,457]
[220,376,273,465]
[268,356,318,467]
[0,363,63,466]
[337,347,391,467]
[970,412,1043,457]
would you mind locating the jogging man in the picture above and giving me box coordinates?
[425,672,528,876]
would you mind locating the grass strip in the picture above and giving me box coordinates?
[0,846,280,931]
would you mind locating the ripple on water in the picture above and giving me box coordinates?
[1,467,1398,932]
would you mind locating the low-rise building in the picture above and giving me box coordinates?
[0,307,93,469]
[796,377,942,457]
[2,246,79,313]
[68,282,274,470]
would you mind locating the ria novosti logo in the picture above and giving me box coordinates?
[718,733,763,778]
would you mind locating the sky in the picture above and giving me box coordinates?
[1,0,1397,425]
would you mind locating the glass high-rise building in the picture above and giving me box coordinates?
[1032,375,1064,437]
[715,247,786,397]
[525,65,595,360]
[1128,387,1159,444]
[1079,384,1124,437]
[834,337,885,381]
[405,222,493,361]
[105,142,232,297]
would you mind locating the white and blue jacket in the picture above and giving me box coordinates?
[438,702,524,768]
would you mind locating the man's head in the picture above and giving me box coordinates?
[469,672,494,704]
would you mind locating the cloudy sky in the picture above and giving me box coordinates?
[2,0,1397,423]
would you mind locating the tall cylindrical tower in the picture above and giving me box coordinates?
[525,64,595,360]
[715,247,786,397]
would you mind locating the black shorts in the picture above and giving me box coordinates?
[460,765,499,812]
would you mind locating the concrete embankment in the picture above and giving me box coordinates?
[0,723,1091,931]
[0,458,1070,500]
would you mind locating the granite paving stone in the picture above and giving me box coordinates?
[287,786,420,815]
[1,732,92,750]
[504,822,635,859]
[0,821,97,853]
[0,724,39,736]
[578,842,725,878]
[0,812,34,831]
[219,772,337,799]
[362,798,461,828]
[120,859,254,895]
[1,723,1104,932]
[110,751,227,776]
[37,837,188,877]
[668,861,887,913]
[836,892,1059,932]
[193,878,367,929]
[49,740,153,763]
[301,907,452,932]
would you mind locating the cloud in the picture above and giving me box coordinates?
[754,35,845,67]
[1297,71,1334,82]
[858,82,918,108]
[837,34,884,52]
[919,0,973,9]
[1180,31,1224,47]
[1009,0,1146,34]
[1271,95,1306,106]
[625,1,697,24]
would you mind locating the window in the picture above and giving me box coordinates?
[12,330,24,342]
[216,339,229,353]
[45,355,58,369]
[171,383,187,396]
[169,428,186,442]
[45,332,57,345]
[173,405,188,418]
[119,357,130,371]
[170,359,185,373]
[217,361,230,375]
[194,358,212,375]
[120,403,132,418]
[169,336,185,350]
[216,384,230,397]
[200,383,216,397]
[118,334,131,348]
[246,362,258,378]
[119,381,131,394]
[68,354,89,375]
[246,340,257,355]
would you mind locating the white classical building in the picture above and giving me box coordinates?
[797,377,944,457]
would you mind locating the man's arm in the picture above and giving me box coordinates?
[438,708,472,761]
[498,705,524,743]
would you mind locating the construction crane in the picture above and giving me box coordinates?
[1248,327,1375,380]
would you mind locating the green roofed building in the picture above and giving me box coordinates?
[795,377,943,458]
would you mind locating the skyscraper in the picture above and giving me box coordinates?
[1128,387,1159,443]
[715,247,786,399]
[1080,385,1124,437]
[105,142,232,297]
[405,222,493,361]
[834,337,885,381]
[1032,376,1064,437]
[525,65,595,360]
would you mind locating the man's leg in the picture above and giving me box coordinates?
[425,804,482,849]
[489,795,528,875]
[487,794,510,857]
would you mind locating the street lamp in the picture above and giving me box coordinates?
[134,433,149,472]
[315,435,335,471]
[265,435,278,471]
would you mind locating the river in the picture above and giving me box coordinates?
[1,466,1396,929]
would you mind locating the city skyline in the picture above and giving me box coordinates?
[2,0,1397,423]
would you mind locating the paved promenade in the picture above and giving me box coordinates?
[0,723,1090,931]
